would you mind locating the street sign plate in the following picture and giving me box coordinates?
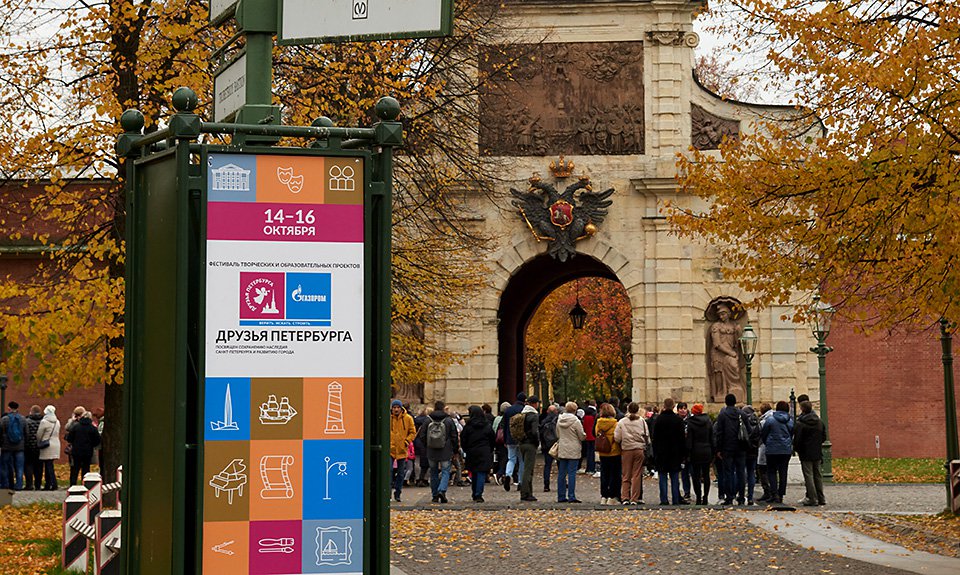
[209,0,238,24]
[214,54,246,123]
[278,0,453,45]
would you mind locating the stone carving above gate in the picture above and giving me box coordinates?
[479,42,644,156]
[691,103,740,150]
[510,173,614,262]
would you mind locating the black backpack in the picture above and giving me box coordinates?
[540,417,558,446]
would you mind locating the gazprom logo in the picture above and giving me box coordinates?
[286,272,332,325]
[291,284,327,303]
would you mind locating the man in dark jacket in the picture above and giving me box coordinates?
[517,396,541,502]
[500,392,526,491]
[65,412,100,486]
[417,401,460,503]
[742,405,761,504]
[685,403,713,505]
[794,400,826,506]
[1,402,26,490]
[651,398,687,505]
[713,393,751,505]
[23,405,44,491]
[539,405,559,492]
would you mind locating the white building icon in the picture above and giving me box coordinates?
[212,163,251,192]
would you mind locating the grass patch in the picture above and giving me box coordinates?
[833,458,944,483]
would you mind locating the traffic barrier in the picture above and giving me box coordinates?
[62,470,123,573]
[83,472,102,528]
[62,493,89,572]
[96,510,122,575]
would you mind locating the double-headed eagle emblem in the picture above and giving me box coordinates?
[511,175,614,262]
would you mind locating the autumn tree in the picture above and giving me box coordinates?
[671,0,960,329]
[525,277,633,401]
[0,0,526,477]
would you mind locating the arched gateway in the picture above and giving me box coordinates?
[418,0,822,410]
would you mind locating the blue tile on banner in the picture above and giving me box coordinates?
[302,519,363,574]
[205,377,251,441]
[302,440,364,520]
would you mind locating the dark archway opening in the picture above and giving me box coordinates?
[497,253,619,404]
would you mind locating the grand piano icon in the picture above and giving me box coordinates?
[209,459,248,504]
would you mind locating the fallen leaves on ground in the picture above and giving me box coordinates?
[839,512,960,558]
[832,459,942,483]
[0,503,63,575]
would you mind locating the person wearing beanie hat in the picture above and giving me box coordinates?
[714,393,752,505]
[389,398,416,502]
[685,403,714,504]
[36,405,61,490]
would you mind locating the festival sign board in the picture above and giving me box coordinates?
[202,151,366,574]
[278,0,453,45]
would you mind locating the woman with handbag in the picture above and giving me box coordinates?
[594,403,622,505]
[555,401,585,503]
[36,405,61,491]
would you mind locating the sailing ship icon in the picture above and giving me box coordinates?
[315,526,352,566]
[210,384,240,431]
[259,395,298,425]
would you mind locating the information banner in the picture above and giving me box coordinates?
[203,152,365,575]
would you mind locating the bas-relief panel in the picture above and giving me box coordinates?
[479,42,644,156]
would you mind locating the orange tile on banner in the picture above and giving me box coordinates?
[255,155,325,204]
[249,440,303,522]
[303,378,364,440]
[203,521,249,573]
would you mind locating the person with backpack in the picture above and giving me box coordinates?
[581,401,597,476]
[539,404,559,493]
[492,401,510,484]
[1,401,26,490]
[500,392,526,491]
[794,400,826,506]
[515,395,541,502]
[713,393,751,505]
[417,400,459,503]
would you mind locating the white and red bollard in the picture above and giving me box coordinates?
[96,510,122,575]
[62,487,90,572]
[83,472,102,528]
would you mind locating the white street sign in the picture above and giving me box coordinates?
[214,54,246,123]
[279,0,449,44]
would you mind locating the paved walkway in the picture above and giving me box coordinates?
[748,512,960,575]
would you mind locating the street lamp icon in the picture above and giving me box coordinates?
[323,456,347,500]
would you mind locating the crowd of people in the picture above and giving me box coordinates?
[389,392,827,507]
[0,402,103,491]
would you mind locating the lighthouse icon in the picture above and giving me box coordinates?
[324,381,346,435]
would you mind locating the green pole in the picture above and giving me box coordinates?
[940,319,959,512]
[371,97,402,575]
[811,339,834,482]
[745,360,753,406]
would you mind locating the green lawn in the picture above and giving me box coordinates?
[832,458,945,483]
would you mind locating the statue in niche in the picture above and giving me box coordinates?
[704,297,748,403]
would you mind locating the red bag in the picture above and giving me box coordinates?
[495,427,505,446]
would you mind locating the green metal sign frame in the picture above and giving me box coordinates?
[119,89,401,574]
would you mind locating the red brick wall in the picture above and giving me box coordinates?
[3,380,105,463]
[828,319,960,458]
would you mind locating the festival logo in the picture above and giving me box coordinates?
[240,272,286,320]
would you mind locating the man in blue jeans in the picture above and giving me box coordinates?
[1,402,26,490]
[418,400,459,503]
[714,394,750,505]
[500,392,526,491]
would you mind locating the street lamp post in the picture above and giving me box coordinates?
[939,318,959,512]
[739,324,758,406]
[809,295,836,481]
[0,374,7,414]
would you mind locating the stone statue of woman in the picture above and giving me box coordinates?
[705,301,746,403]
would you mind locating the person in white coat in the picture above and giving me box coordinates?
[36,405,61,491]
[555,402,586,503]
